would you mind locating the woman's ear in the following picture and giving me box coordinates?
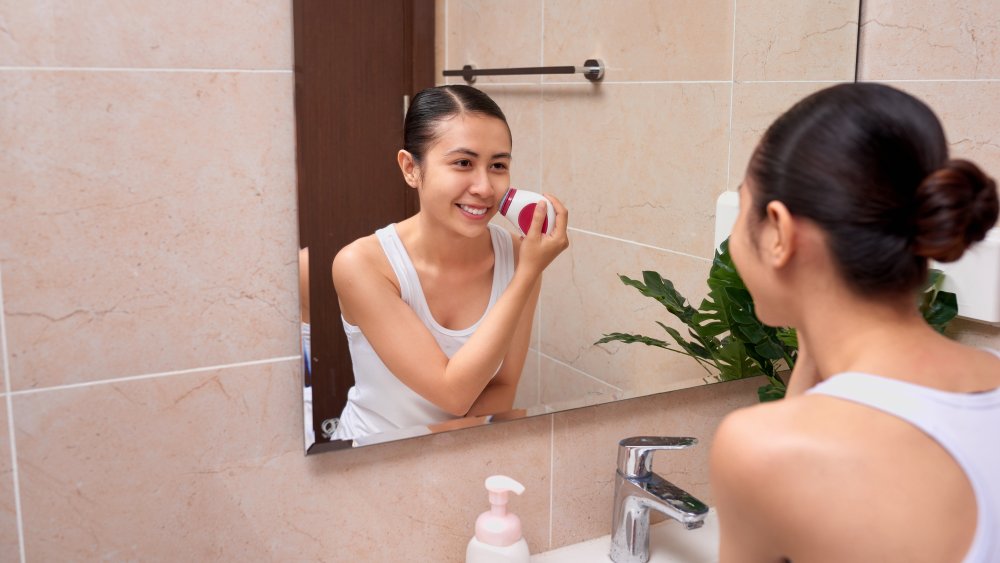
[397,150,420,188]
[765,200,796,268]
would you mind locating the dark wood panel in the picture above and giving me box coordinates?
[294,0,434,451]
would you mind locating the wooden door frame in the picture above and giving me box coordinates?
[293,0,435,454]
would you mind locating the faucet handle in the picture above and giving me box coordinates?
[617,436,697,479]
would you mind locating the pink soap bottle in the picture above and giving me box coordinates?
[465,475,530,563]
[499,187,557,236]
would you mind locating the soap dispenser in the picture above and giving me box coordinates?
[466,475,530,563]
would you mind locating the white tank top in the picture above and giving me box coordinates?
[807,349,1000,563]
[331,223,515,441]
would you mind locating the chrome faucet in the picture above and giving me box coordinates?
[610,436,710,563]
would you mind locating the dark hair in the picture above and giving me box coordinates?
[403,85,510,164]
[748,82,998,295]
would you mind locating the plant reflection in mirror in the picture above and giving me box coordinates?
[597,238,959,402]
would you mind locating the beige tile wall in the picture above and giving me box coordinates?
[858,0,1000,347]
[3,0,994,560]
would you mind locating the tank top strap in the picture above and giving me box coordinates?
[374,224,422,310]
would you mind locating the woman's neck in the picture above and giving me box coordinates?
[397,213,494,270]
[798,291,940,382]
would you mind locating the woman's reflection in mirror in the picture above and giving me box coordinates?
[330,85,569,442]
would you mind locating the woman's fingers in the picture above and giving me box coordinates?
[542,193,569,238]
[527,199,548,237]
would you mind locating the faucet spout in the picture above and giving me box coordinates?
[609,437,710,563]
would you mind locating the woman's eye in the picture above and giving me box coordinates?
[491,162,509,171]
[454,159,472,167]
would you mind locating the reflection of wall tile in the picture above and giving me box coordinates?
[0,71,299,390]
[446,0,543,85]
[550,376,762,548]
[735,0,859,81]
[0,400,18,561]
[514,348,541,409]
[14,361,554,559]
[0,0,292,69]
[435,0,447,85]
[544,0,733,82]
[884,81,1000,177]
[949,319,1000,349]
[728,82,836,188]
[540,230,712,393]
[476,85,543,191]
[540,354,621,408]
[859,0,1000,80]
[542,83,730,258]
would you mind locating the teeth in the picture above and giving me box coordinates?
[459,204,487,216]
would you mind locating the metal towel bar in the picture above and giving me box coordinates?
[442,59,604,84]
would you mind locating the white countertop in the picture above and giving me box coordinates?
[531,509,719,563]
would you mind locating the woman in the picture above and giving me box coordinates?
[330,85,568,441]
[711,83,999,562]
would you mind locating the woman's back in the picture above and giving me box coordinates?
[710,82,1000,562]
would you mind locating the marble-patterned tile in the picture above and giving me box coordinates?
[539,354,621,409]
[477,84,543,192]
[543,0,733,82]
[540,230,714,396]
[949,318,1000,350]
[859,0,1000,80]
[0,0,292,69]
[446,0,543,85]
[0,71,299,390]
[14,360,554,560]
[435,0,448,85]
[884,81,1000,178]
[0,399,19,561]
[542,82,731,258]
[728,81,840,188]
[550,376,763,547]
[514,348,541,409]
[734,0,859,82]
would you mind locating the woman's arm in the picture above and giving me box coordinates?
[334,197,568,417]
[466,275,541,416]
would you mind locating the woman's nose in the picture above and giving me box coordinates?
[468,169,493,197]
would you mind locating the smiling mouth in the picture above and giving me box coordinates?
[457,203,489,216]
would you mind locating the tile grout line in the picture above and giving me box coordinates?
[0,66,292,74]
[0,268,27,563]
[548,412,554,550]
[8,355,300,397]
[724,0,738,191]
[537,352,624,393]
[542,4,553,548]
[444,0,449,80]
[538,0,546,417]
[567,227,713,263]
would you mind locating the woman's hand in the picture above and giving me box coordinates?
[515,194,569,278]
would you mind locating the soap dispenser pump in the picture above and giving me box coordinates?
[465,475,530,563]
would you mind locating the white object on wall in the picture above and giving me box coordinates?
[713,191,1000,324]
[714,190,740,251]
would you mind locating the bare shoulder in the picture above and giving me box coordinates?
[712,392,976,561]
[332,236,385,282]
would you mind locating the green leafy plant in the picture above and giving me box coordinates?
[597,238,959,402]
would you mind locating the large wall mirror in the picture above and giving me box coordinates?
[297,0,862,453]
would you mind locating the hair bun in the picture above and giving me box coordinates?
[912,159,999,262]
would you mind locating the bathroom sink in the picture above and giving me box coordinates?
[531,509,719,563]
